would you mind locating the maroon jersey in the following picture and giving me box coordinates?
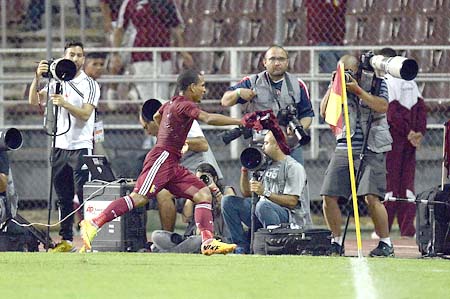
[155,95,201,158]
[117,0,182,62]
[305,0,346,45]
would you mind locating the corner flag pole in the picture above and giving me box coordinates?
[339,63,363,258]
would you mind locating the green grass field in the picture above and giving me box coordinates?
[0,253,449,299]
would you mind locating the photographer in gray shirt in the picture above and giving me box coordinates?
[221,131,312,254]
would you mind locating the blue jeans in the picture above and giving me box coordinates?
[221,195,289,251]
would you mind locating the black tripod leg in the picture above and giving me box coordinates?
[15,213,55,249]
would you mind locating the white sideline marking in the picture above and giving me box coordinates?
[350,258,377,299]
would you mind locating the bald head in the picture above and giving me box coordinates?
[339,55,359,73]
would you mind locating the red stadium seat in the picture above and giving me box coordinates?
[343,15,367,45]
[347,0,368,14]
[368,0,403,14]
[433,50,450,73]
[289,50,311,74]
[414,0,443,13]
[282,0,304,14]
[374,15,400,44]
[407,49,434,73]
[421,82,450,100]
[283,16,308,46]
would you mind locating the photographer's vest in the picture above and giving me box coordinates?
[337,93,393,153]
[247,71,301,116]
[247,71,302,148]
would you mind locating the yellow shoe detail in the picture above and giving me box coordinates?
[79,220,98,251]
[201,239,237,256]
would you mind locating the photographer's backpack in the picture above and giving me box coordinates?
[416,184,450,255]
[253,226,333,255]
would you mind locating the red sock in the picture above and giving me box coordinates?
[194,202,214,242]
[92,196,135,228]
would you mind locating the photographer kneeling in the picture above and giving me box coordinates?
[222,131,312,254]
[151,163,235,253]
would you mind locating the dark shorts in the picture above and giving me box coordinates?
[320,149,386,200]
[133,148,206,200]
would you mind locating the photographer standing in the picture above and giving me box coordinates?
[320,55,394,257]
[221,45,314,165]
[28,41,100,252]
[221,131,311,254]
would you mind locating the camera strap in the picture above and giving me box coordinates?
[283,74,297,106]
[263,72,282,111]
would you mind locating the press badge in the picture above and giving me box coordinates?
[94,121,105,143]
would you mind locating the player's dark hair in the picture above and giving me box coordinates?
[141,99,162,122]
[378,47,397,58]
[177,69,200,91]
[86,52,107,60]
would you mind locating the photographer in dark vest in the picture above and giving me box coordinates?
[221,45,314,165]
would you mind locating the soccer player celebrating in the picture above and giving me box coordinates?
[80,69,242,255]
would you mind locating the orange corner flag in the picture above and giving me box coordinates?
[325,62,346,136]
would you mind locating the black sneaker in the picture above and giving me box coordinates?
[330,242,345,256]
[369,241,395,257]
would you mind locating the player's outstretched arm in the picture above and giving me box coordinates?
[197,110,242,126]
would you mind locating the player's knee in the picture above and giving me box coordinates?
[192,188,212,203]
[130,192,149,207]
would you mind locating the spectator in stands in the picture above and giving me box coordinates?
[221,45,314,165]
[305,0,347,73]
[222,131,311,254]
[28,41,100,252]
[99,0,136,108]
[380,47,427,238]
[151,163,234,253]
[110,0,193,102]
[320,54,394,257]
[80,69,242,256]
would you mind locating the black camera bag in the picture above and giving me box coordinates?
[416,184,450,255]
[0,219,39,252]
[253,226,332,256]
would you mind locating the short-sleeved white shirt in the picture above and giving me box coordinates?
[46,71,100,150]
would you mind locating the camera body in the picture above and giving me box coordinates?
[42,58,77,81]
[221,126,253,145]
[199,174,211,186]
[277,104,311,146]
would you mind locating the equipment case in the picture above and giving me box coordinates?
[83,181,146,252]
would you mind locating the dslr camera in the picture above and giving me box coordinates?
[221,126,253,145]
[42,58,77,81]
[277,104,311,146]
[357,51,419,93]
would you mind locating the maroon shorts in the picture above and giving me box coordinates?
[133,148,206,200]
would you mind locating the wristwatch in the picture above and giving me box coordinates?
[263,190,272,198]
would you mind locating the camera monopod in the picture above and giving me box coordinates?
[249,171,261,254]
[44,81,62,251]
[340,111,373,256]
